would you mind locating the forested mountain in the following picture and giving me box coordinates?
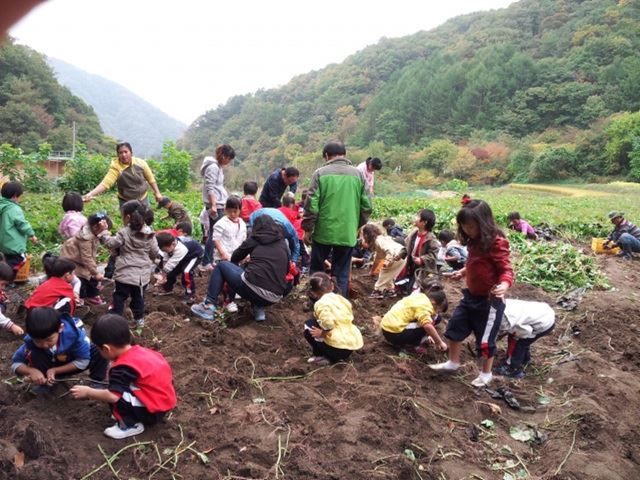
[48,58,186,158]
[0,39,111,153]
[181,0,640,188]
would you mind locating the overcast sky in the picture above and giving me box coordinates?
[10,0,514,125]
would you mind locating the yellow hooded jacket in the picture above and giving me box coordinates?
[314,293,364,351]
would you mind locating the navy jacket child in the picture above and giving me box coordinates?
[12,308,108,390]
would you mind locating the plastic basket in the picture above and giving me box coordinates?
[591,238,620,255]
[14,255,31,283]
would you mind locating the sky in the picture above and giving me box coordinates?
[10,0,515,125]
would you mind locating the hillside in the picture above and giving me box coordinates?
[48,57,186,158]
[0,39,110,153]
[180,0,640,187]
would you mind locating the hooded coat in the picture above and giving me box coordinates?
[200,157,228,208]
[0,198,34,255]
[60,224,100,280]
[100,226,160,286]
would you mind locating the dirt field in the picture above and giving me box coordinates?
[0,250,639,480]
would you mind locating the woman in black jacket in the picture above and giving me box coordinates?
[191,215,290,322]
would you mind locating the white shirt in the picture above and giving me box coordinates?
[501,299,555,339]
[212,216,247,260]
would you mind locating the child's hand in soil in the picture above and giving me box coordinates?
[310,326,326,339]
[450,269,465,280]
[437,341,448,352]
[29,369,46,385]
[46,369,56,385]
[10,324,23,336]
[70,385,90,399]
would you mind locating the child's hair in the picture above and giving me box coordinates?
[91,314,132,347]
[215,144,236,160]
[365,156,383,171]
[42,253,75,277]
[156,232,177,249]
[282,195,295,207]
[361,223,384,248]
[243,181,258,195]
[507,211,521,222]
[437,230,455,244]
[427,290,448,313]
[225,196,242,210]
[1,181,23,199]
[0,262,14,282]
[308,272,335,294]
[121,200,153,231]
[284,167,300,178]
[26,307,61,339]
[417,209,436,231]
[158,196,172,208]
[382,218,396,229]
[62,192,84,212]
[88,211,112,230]
[456,199,504,252]
[175,221,192,236]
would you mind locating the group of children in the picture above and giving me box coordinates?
[0,178,557,440]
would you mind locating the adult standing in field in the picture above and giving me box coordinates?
[302,141,372,297]
[199,144,235,271]
[258,167,300,208]
[356,157,382,198]
[83,142,163,206]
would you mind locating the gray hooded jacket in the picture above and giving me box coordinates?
[200,157,228,208]
[100,226,160,286]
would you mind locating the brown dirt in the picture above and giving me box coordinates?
[0,252,639,479]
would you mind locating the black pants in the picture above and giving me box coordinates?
[104,255,116,279]
[298,240,310,268]
[164,253,202,295]
[79,277,100,298]
[4,253,26,280]
[382,327,426,348]
[112,282,145,320]
[310,242,353,297]
[28,343,108,381]
[303,319,353,363]
[507,324,555,370]
[111,394,165,428]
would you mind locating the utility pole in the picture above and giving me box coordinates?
[71,121,76,158]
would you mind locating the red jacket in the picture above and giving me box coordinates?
[278,207,304,239]
[25,277,76,314]
[111,345,177,413]
[241,197,262,223]
[465,236,513,296]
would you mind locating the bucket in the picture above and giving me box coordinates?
[591,238,620,255]
[14,255,31,283]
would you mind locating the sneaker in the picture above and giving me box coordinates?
[225,302,238,313]
[86,296,106,306]
[369,290,385,299]
[384,290,398,298]
[135,318,145,327]
[191,302,216,321]
[471,374,493,388]
[154,289,173,296]
[103,422,144,439]
[307,356,330,366]
[429,361,460,372]
[496,364,524,379]
[198,264,214,273]
[254,307,266,322]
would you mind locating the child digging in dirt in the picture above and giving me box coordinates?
[60,212,111,306]
[11,307,108,394]
[71,314,177,439]
[154,232,204,302]
[430,200,513,388]
[361,224,406,299]
[496,299,555,379]
[507,212,538,240]
[304,272,363,365]
[0,261,23,336]
[401,209,440,293]
[25,255,78,315]
[99,200,160,328]
[380,279,448,354]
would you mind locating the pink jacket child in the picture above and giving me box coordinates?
[508,212,537,240]
[58,192,87,240]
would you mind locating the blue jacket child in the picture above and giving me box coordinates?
[12,308,108,389]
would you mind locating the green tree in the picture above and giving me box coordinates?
[153,141,192,192]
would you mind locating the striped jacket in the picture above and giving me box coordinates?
[608,220,640,242]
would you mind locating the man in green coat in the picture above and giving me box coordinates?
[0,182,37,277]
[302,141,372,296]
